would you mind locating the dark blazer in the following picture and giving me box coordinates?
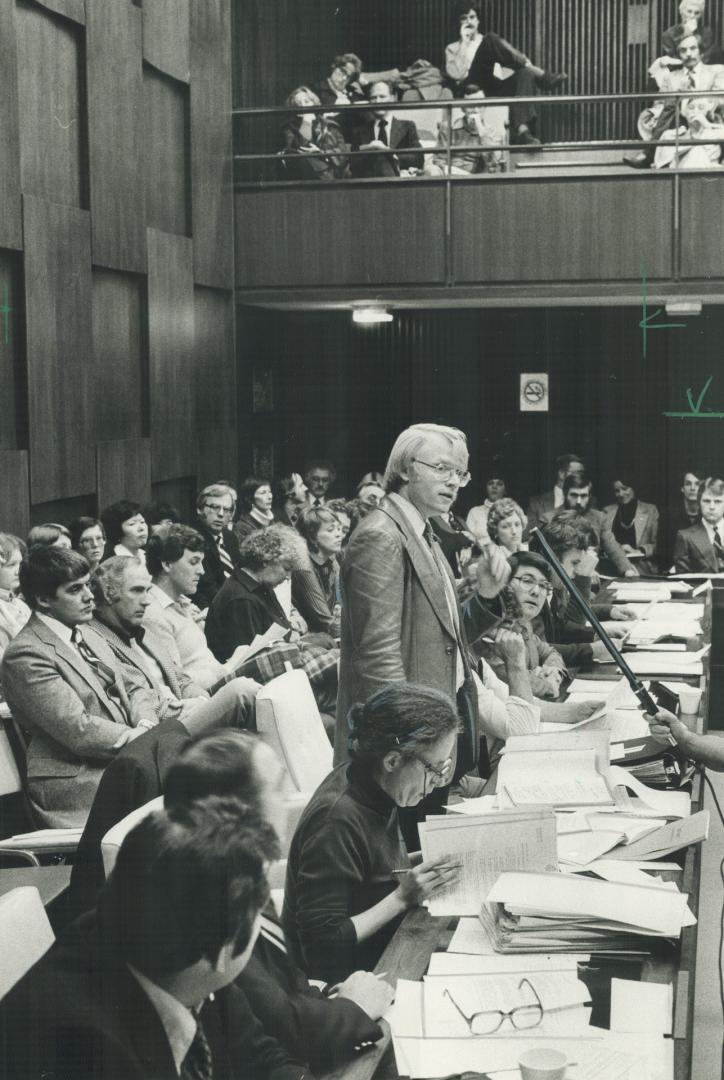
[205,568,291,662]
[661,503,700,572]
[349,116,423,177]
[193,520,242,611]
[67,721,191,918]
[335,495,475,764]
[674,521,721,573]
[1,614,154,827]
[601,500,660,573]
[0,912,308,1080]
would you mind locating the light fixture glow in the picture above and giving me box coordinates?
[352,306,393,325]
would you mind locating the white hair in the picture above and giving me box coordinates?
[383,423,468,493]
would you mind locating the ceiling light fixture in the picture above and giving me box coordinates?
[352,306,393,325]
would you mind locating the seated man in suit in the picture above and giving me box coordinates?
[88,556,259,733]
[527,453,585,529]
[1,796,310,1080]
[674,475,724,572]
[193,481,241,610]
[662,467,704,571]
[542,473,639,577]
[662,1,715,62]
[349,80,423,177]
[1,546,154,827]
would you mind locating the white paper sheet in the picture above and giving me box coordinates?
[607,765,691,818]
[599,652,702,676]
[606,810,709,860]
[610,979,673,1035]
[557,830,624,866]
[499,748,614,808]
[446,795,500,816]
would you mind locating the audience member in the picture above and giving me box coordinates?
[1,547,154,826]
[234,476,276,544]
[293,506,343,635]
[284,683,462,983]
[0,532,29,666]
[662,467,704,570]
[662,1,714,63]
[142,499,181,535]
[527,453,585,528]
[602,474,660,574]
[315,53,367,111]
[69,516,106,571]
[650,94,724,168]
[305,459,336,506]
[194,481,242,609]
[487,497,528,555]
[356,472,386,512]
[425,86,505,175]
[27,522,72,549]
[326,497,354,541]
[674,476,724,572]
[1,797,308,1080]
[100,499,148,564]
[89,557,259,733]
[466,471,507,543]
[445,4,567,146]
[545,473,639,577]
[281,86,349,182]
[429,499,479,578]
[625,32,724,168]
[275,472,309,527]
[349,80,424,178]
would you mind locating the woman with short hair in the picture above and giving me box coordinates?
[283,683,462,983]
[293,506,343,635]
[26,523,72,550]
[234,477,275,544]
[100,500,148,564]
[69,517,106,571]
[487,497,528,555]
[281,86,349,181]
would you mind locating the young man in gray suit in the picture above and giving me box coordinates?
[1,547,154,827]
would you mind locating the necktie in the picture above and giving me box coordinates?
[216,534,234,576]
[378,118,388,145]
[423,523,465,689]
[260,913,288,954]
[687,70,696,90]
[181,1012,213,1080]
[713,526,724,570]
[72,629,118,691]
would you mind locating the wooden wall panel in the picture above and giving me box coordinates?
[23,195,94,502]
[96,438,152,511]
[0,250,25,452]
[0,451,30,539]
[16,1,87,209]
[144,67,190,237]
[0,5,22,250]
[147,228,195,481]
[680,178,724,280]
[143,0,190,83]
[92,270,146,444]
[235,185,446,288]
[195,286,237,483]
[86,1,146,272]
[190,0,234,288]
[32,0,85,24]
[452,177,672,283]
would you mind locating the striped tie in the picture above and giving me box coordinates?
[260,913,287,954]
[216,534,234,576]
[181,1012,213,1080]
[713,526,724,571]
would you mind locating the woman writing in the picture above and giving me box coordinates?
[283,683,462,983]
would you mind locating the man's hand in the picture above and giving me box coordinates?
[337,971,395,1020]
[624,567,640,577]
[360,140,387,150]
[553,699,601,725]
[474,544,511,598]
[610,604,637,621]
[648,707,688,746]
[493,627,526,667]
[599,621,629,639]
[591,639,613,662]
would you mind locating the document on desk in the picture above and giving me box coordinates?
[607,765,691,818]
[606,810,709,861]
[598,651,703,677]
[557,829,625,867]
[610,979,673,1035]
[502,731,611,772]
[446,794,499,816]
[567,678,650,702]
[418,809,558,916]
[498,748,614,808]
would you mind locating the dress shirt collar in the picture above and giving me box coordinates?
[387,491,428,537]
[35,611,75,646]
[0,587,20,603]
[113,543,146,565]
[127,965,198,1075]
[149,582,176,610]
[94,612,144,648]
[703,518,724,545]
[347,760,399,820]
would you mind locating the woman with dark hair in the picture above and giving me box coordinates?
[234,476,275,544]
[281,86,349,181]
[283,683,462,983]
[100,499,148,564]
[602,474,659,575]
[141,500,180,536]
[274,472,308,528]
[292,506,343,635]
[466,471,507,543]
[26,523,72,550]
[69,517,106,571]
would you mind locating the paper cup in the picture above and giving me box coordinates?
[518,1047,568,1080]
[678,686,702,715]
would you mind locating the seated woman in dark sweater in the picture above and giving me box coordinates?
[292,506,343,636]
[283,684,462,983]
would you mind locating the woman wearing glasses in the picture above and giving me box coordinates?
[283,683,462,984]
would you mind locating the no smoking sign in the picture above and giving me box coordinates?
[520,373,549,413]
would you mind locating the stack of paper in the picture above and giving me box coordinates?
[418,809,557,916]
[497,746,614,809]
[595,646,706,677]
[484,871,695,953]
[611,583,673,602]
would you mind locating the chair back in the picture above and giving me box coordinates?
[101,795,163,878]
[0,886,54,999]
[0,724,21,797]
[255,669,333,793]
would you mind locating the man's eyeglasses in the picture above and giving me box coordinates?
[204,503,234,516]
[412,459,471,487]
[512,573,553,597]
[444,977,544,1035]
[414,755,453,789]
